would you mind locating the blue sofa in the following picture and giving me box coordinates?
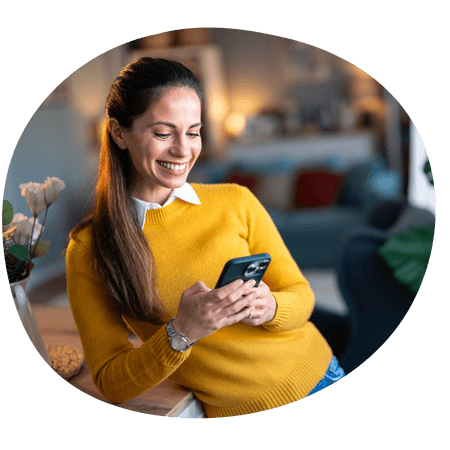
[189,156,403,269]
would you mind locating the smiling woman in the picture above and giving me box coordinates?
[66,57,342,418]
[69,58,204,324]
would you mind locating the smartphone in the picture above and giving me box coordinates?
[215,253,271,289]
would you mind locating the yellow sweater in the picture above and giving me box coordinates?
[66,183,332,417]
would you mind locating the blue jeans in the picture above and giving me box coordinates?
[307,356,345,396]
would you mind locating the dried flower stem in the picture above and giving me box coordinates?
[30,205,49,260]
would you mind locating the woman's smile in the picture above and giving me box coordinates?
[156,160,188,172]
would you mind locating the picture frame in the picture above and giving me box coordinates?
[274,37,333,87]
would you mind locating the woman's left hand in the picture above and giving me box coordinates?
[240,280,277,326]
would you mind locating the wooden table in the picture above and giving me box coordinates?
[33,304,199,417]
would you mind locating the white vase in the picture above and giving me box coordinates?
[10,273,50,364]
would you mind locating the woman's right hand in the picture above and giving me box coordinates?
[171,279,257,343]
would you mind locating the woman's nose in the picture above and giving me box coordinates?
[170,135,191,157]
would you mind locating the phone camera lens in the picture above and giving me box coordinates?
[245,264,257,277]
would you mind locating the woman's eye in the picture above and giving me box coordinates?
[154,132,200,139]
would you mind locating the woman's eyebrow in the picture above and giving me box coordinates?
[149,121,203,128]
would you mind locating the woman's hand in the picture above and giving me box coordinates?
[171,279,257,342]
[240,280,277,326]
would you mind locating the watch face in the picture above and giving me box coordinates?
[172,335,188,351]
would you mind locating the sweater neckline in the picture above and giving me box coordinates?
[143,197,193,226]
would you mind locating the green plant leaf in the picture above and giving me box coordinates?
[379,225,434,293]
[5,244,29,262]
[423,160,434,186]
[32,240,50,258]
[4,244,29,282]
[5,259,28,283]
[2,200,14,226]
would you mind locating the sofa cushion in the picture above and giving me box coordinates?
[293,170,345,208]
[223,170,260,192]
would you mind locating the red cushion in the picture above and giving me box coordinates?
[224,172,260,192]
[294,170,344,208]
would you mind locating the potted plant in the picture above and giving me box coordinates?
[3,177,66,362]
[3,177,65,283]
[379,160,435,293]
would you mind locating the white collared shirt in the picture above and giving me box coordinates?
[131,183,201,229]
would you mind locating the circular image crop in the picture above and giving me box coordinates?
[3,28,436,421]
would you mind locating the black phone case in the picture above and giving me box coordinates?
[215,253,271,289]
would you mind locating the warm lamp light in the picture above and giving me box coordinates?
[225,112,246,138]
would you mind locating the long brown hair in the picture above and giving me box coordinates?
[70,57,203,323]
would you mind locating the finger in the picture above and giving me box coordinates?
[240,315,256,325]
[223,305,256,327]
[214,279,255,303]
[184,281,211,296]
[240,306,268,325]
[214,278,244,299]
[253,283,271,299]
[222,290,257,316]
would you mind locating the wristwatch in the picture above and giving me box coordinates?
[166,318,195,352]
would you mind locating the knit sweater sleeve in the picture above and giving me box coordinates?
[239,186,315,332]
[65,233,191,404]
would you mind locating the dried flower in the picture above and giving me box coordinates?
[13,217,42,246]
[43,177,66,206]
[19,182,47,216]
[11,213,29,226]
[19,177,65,217]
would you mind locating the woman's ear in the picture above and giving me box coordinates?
[108,118,128,150]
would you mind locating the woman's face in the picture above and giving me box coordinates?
[121,87,202,204]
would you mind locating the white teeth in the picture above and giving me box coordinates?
[158,161,186,171]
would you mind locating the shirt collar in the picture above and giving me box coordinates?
[131,183,201,229]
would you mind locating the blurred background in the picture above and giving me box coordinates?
[3,28,436,373]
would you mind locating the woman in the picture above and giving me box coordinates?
[66,57,344,418]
